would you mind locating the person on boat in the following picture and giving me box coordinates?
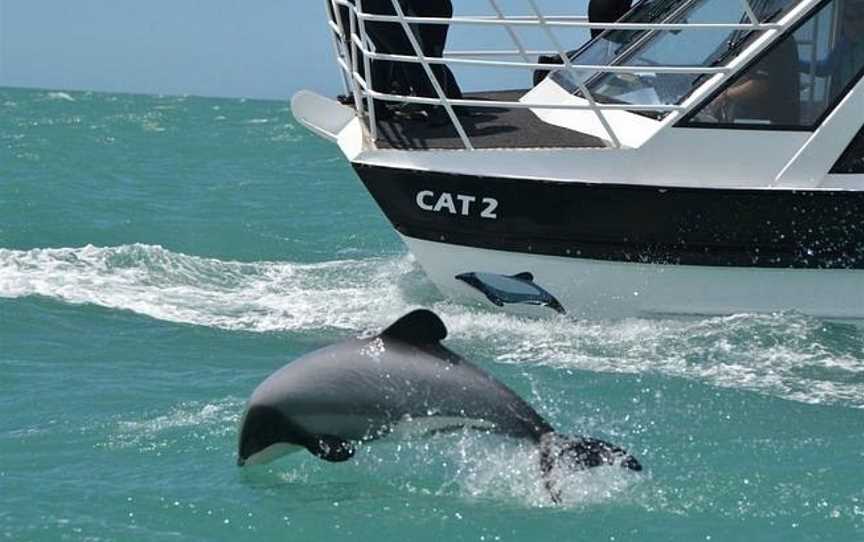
[414,1,463,103]
[712,0,864,126]
[800,0,864,96]
[533,0,633,85]
[588,0,633,39]
[711,31,802,125]
[329,0,462,121]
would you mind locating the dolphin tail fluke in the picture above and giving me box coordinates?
[538,433,642,504]
[539,433,642,472]
[306,435,356,462]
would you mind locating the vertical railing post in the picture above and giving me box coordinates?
[389,0,474,150]
[332,0,365,117]
[356,0,379,140]
[487,0,533,65]
[525,0,621,148]
[739,0,759,25]
[325,0,352,96]
[807,7,820,107]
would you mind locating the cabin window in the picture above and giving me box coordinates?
[831,125,864,173]
[684,0,864,129]
[552,0,686,89]
[557,0,797,111]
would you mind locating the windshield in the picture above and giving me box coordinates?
[553,0,688,89]
[554,0,799,113]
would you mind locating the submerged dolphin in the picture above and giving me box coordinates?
[455,272,566,314]
[237,310,641,499]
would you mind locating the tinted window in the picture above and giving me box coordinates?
[831,125,864,173]
[685,0,864,128]
[568,0,796,109]
[553,0,686,90]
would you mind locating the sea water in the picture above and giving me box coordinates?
[1,87,863,541]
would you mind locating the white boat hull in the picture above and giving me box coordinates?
[403,236,864,320]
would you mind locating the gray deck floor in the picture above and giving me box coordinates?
[373,90,606,151]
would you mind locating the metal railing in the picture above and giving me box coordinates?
[325,0,789,151]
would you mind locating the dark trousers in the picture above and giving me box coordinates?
[414,1,463,101]
[588,0,633,39]
[331,0,462,114]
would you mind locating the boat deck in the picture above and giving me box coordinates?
[373,90,605,151]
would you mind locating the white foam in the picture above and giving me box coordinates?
[45,92,76,102]
[441,309,864,409]
[352,432,641,509]
[453,437,640,508]
[2,244,863,408]
[0,244,422,333]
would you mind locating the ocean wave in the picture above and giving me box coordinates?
[45,91,76,102]
[0,244,423,333]
[443,309,864,408]
[2,244,863,408]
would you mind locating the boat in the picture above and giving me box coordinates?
[292,0,864,319]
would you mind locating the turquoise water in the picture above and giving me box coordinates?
[2,86,863,541]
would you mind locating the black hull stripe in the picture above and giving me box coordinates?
[353,164,864,270]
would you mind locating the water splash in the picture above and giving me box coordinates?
[332,432,641,509]
[2,244,864,408]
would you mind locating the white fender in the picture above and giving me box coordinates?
[290,90,357,143]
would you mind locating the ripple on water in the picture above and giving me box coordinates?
[104,397,243,453]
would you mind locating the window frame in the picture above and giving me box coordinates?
[677,0,864,131]
[556,0,799,120]
[552,0,699,95]
[572,0,699,66]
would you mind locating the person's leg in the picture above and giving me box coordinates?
[365,0,457,122]
[364,0,420,118]
[367,23,437,96]
[588,0,633,39]
[414,0,462,100]
[329,2,357,104]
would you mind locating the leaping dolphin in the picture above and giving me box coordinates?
[237,310,641,501]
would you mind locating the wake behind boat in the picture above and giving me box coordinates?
[294,0,864,319]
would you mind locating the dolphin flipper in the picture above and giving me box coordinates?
[306,435,356,462]
[538,433,642,504]
[487,295,506,307]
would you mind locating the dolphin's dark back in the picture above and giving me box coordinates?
[246,310,553,443]
[238,310,642,488]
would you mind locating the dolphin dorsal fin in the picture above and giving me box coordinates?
[381,310,448,345]
[513,272,534,282]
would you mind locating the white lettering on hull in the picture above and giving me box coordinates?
[416,190,498,219]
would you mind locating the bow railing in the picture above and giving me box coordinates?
[325,0,788,150]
